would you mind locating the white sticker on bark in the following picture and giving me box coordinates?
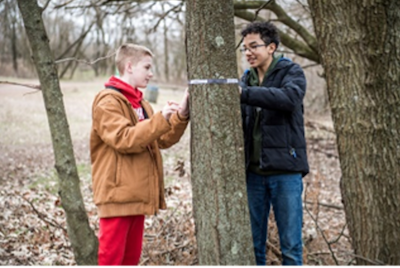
[215,36,225,47]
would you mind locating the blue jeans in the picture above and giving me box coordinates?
[246,172,303,265]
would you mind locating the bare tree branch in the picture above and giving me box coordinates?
[308,250,386,265]
[18,194,68,234]
[311,148,339,159]
[234,0,318,53]
[106,1,138,15]
[56,0,163,10]
[267,240,282,259]
[340,251,386,265]
[150,2,184,32]
[294,0,310,13]
[305,120,335,133]
[304,200,343,210]
[54,0,76,9]
[56,21,96,60]
[253,0,273,21]
[155,240,191,256]
[59,36,86,78]
[55,2,97,10]
[55,50,116,65]
[235,0,273,49]
[330,223,347,244]
[304,184,339,265]
[302,63,320,69]
[100,0,175,4]
[42,0,52,11]
[0,80,41,90]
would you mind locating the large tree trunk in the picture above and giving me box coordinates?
[308,0,400,264]
[17,0,98,265]
[185,0,255,265]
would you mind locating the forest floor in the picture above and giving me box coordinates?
[0,77,353,265]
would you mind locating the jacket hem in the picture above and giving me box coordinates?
[98,202,157,218]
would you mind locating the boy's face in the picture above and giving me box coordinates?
[242,33,276,70]
[127,55,154,88]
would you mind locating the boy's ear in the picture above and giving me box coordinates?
[268,42,277,54]
[126,61,133,74]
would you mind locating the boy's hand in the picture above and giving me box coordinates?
[178,88,190,118]
[162,101,179,121]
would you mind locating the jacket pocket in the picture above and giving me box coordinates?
[113,151,151,204]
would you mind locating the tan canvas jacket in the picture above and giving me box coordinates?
[90,89,189,218]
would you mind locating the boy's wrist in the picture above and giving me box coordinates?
[177,111,190,120]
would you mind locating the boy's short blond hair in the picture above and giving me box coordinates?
[115,43,154,75]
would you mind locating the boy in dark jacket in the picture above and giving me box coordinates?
[239,22,309,265]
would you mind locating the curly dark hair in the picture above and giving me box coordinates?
[241,21,280,48]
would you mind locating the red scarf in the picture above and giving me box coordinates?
[105,76,143,108]
[105,76,145,121]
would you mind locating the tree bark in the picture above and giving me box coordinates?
[17,0,98,265]
[186,0,255,265]
[308,0,400,264]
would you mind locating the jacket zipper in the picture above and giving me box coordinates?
[290,147,297,158]
[141,101,159,215]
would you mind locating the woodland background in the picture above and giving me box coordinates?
[0,0,369,265]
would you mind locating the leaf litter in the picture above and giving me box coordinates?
[0,84,353,265]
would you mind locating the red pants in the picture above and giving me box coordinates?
[98,215,145,265]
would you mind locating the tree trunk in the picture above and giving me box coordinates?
[11,22,18,74]
[11,5,18,75]
[69,60,79,80]
[185,0,255,265]
[17,0,98,265]
[59,35,86,79]
[308,0,400,264]
[162,3,170,82]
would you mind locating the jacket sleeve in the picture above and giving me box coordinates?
[157,112,189,149]
[93,95,171,154]
[240,63,306,112]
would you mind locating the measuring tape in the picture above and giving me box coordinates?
[188,78,239,85]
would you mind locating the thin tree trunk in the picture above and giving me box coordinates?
[186,0,255,265]
[308,0,400,264]
[11,0,18,75]
[59,39,84,79]
[68,60,79,80]
[17,0,98,264]
[11,21,18,74]
[162,4,170,82]
[56,22,94,61]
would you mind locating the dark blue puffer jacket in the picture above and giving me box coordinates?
[240,58,309,176]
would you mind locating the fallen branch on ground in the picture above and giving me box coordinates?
[18,193,67,234]
[304,184,340,265]
[304,201,343,210]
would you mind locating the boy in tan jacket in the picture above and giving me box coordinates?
[90,43,189,265]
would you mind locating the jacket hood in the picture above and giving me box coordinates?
[104,76,143,108]
[93,87,127,106]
